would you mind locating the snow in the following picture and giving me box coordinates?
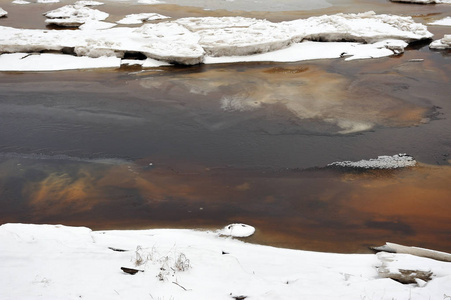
[44,4,109,27]
[0,53,121,71]
[12,0,30,4]
[428,16,451,26]
[37,0,60,3]
[327,153,417,169]
[1,223,451,300]
[117,13,170,25]
[218,223,255,237]
[75,0,104,6]
[0,7,7,17]
[0,12,433,69]
[429,34,451,49]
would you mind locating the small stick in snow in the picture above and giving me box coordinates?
[172,281,190,291]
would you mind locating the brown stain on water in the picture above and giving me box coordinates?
[2,159,450,253]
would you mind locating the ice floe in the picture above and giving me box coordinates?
[117,13,170,25]
[428,16,451,26]
[327,153,417,169]
[12,0,30,3]
[0,11,434,69]
[219,223,255,237]
[0,8,7,17]
[1,223,451,300]
[429,34,451,49]
[44,4,109,27]
[390,0,451,3]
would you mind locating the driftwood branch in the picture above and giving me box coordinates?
[370,242,451,262]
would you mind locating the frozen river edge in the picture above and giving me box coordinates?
[0,8,437,71]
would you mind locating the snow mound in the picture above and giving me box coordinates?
[44,4,109,27]
[219,223,255,237]
[117,13,170,25]
[428,16,451,26]
[328,153,417,169]
[429,34,451,49]
[0,8,7,17]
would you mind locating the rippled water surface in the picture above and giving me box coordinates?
[0,0,450,252]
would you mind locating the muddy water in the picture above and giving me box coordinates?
[1,0,451,253]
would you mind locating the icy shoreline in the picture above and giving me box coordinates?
[1,223,451,300]
[0,9,434,70]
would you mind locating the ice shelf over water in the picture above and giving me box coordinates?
[1,223,451,300]
[0,11,433,68]
[327,153,417,169]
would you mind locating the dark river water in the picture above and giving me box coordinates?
[0,0,450,253]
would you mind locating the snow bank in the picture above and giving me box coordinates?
[0,8,7,17]
[429,34,451,49]
[428,16,451,26]
[218,223,255,237]
[117,13,170,25]
[327,153,416,169]
[1,223,451,300]
[0,12,433,68]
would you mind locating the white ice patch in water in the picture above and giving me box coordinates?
[37,0,60,3]
[79,20,116,30]
[328,154,417,169]
[0,8,7,17]
[429,34,451,49]
[117,13,170,25]
[428,17,451,26]
[219,223,255,237]
[75,0,104,6]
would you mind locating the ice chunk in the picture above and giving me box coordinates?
[390,0,451,3]
[44,5,109,27]
[117,13,170,25]
[79,20,116,30]
[0,8,7,17]
[219,223,255,237]
[12,0,30,3]
[37,0,60,3]
[327,154,416,169]
[74,0,104,6]
[286,11,433,43]
[428,17,451,26]
[429,34,451,49]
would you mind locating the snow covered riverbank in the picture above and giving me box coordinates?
[1,223,451,300]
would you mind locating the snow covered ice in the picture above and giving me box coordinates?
[390,0,451,3]
[0,8,7,17]
[428,16,451,26]
[430,34,451,49]
[0,10,434,70]
[218,223,256,237]
[1,223,451,300]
